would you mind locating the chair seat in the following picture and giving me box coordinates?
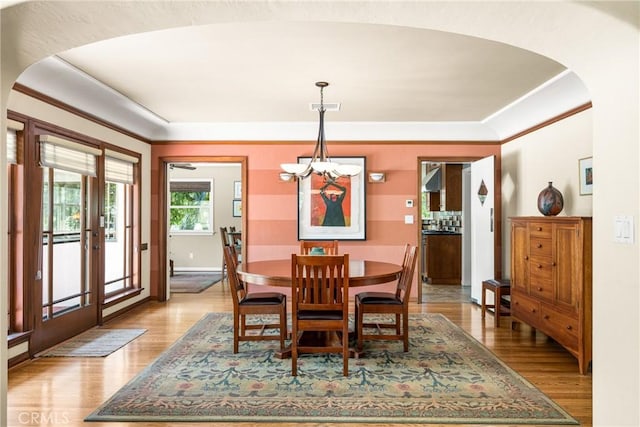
[240,292,286,305]
[297,310,343,320]
[356,292,402,305]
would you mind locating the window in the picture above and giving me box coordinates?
[104,150,138,297]
[7,119,24,334]
[43,172,83,243]
[104,182,118,241]
[41,167,91,319]
[169,180,213,233]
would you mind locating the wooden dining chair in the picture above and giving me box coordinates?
[290,253,350,376]
[223,246,287,353]
[227,229,242,262]
[219,226,230,283]
[355,244,418,352]
[299,240,339,255]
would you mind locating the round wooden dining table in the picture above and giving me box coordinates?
[236,258,402,288]
[235,258,403,359]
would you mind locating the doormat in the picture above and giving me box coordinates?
[40,328,147,357]
[86,313,577,424]
[170,272,223,293]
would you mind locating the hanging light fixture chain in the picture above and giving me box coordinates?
[279,81,361,180]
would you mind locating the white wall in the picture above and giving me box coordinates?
[502,109,593,277]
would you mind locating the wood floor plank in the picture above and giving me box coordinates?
[7,284,592,427]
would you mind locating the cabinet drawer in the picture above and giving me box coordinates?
[529,280,553,301]
[529,255,553,282]
[511,292,541,326]
[529,222,552,239]
[540,306,579,351]
[529,255,553,301]
[530,238,552,257]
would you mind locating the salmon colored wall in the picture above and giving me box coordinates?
[150,142,501,299]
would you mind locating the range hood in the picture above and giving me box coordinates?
[422,167,441,192]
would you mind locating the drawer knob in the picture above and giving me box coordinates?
[537,227,542,231]
[543,315,550,319]
[524,256,529,260]
[566,325,573,330]
[537,264,542,269]
[531,308,536,313]
[537,243,542,248]
[537,287,543,291]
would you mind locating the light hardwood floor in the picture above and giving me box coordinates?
[7,283,592,427]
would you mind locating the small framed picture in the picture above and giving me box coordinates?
[579,157,593,196]
[233,181,242,199]
[232,199,242,217]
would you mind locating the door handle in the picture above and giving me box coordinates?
[490,208,494,232]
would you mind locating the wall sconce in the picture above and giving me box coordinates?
[368,172,386,183]
[279,172,296,182]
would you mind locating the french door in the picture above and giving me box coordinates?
[30,162,100,353]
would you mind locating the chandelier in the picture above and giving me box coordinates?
[280,82,362,180]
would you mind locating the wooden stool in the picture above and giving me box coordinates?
[481,279,511,327]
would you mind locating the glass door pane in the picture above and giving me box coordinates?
[42,168,92,320]
[104,181,133,294]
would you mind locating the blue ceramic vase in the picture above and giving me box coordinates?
[537,182,564,216]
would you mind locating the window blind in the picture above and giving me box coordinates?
[6,119,24,164]
[105,149,138,184]
[170,181,211,192]
[39,135,101,177]
[7,129,17,164]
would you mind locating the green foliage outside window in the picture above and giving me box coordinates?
[170,189,212,232]
[104,182,118,241]
[42,169,84,243]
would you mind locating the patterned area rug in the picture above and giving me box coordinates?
[40,328,146,357]
[422,284,472,303]
[86,313,577,424]
[170,272,223,293]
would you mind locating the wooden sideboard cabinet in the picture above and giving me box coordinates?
[510,216,592,374]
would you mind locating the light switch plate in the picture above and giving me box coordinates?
[614,215,634,244]
[404,215,414,224]
[405,199,414,208]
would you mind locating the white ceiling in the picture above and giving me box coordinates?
[13,11,591,142]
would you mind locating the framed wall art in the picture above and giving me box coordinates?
[233,181,242,199]
[297,156,366,240]
[579,157,593,195]
[232,199,242,217]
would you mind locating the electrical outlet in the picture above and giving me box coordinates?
[406,199,414,208]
